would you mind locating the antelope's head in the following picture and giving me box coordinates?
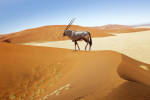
[63,18,76,37]
[63,30,72,37]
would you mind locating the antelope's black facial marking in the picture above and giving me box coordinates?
[63,32,65,36]
[63,30,66,37]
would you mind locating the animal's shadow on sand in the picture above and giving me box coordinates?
[103,82,150,100]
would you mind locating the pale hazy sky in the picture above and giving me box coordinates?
[0,0,150,34]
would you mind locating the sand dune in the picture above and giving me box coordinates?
[0,43,150,100]
[24,30,150,64]
[0,25,150,100]
[0,42,150,100]
[106,28,150,35]
[133,24,150,28]
[93,24,133,29]
[135,26,150,28]
[0,25,111,43]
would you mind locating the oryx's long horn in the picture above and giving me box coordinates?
[65,18,76,30]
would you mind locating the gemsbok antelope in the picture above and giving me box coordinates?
[63,18,92,51]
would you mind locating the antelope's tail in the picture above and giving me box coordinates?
[88,32,92,46]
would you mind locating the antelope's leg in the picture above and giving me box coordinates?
[76,41,80,50]
[74,42,77,51]
[89,43,91,51]
[85,42,88,51]
[89,46,91,51]
[83,38,89,51]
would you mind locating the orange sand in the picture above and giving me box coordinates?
[0,42,150,100]
[0,25,112,43]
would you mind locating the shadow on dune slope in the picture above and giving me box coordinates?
[103,82,150,100]
[118,54,150,86]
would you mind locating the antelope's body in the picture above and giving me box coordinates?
[63,18,92,51]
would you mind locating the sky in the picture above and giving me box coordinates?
[0,0,150,34]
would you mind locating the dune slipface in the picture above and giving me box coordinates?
[0,42,150,100]
[117,55,150,86]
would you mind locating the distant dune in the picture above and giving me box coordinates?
[133,24,150,28]
[0,25,112,43]
[94,24,133,29]
[0,42,150,100]
[133,23,150,26]
[92,24,150,34]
